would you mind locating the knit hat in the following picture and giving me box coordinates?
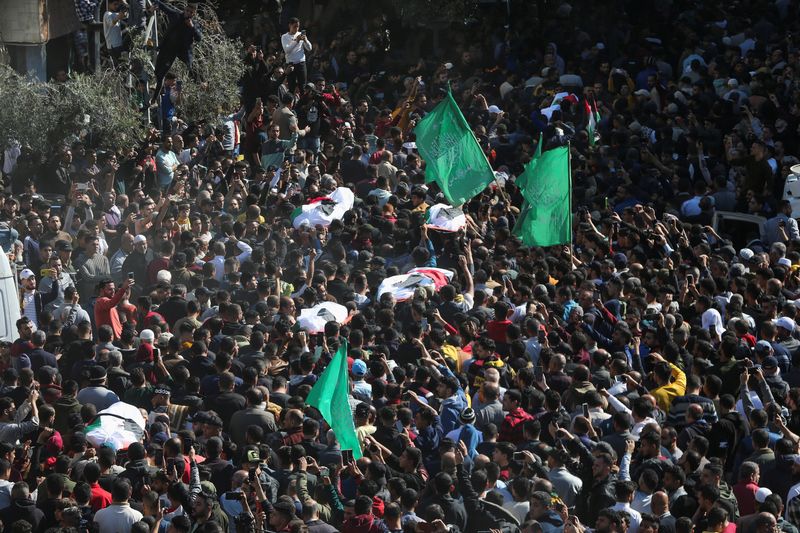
[459,407,476,425]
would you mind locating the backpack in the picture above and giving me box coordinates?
[62,305,80,331]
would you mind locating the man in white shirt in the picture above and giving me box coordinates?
[208,237,252,283]
[281,17,312,93]
[155,137,179,191]
[612,480,642,533]
[103,0,127,63]
[94,478,143,532]
[680,181,709,218]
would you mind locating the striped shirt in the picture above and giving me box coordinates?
[666,394,718,430]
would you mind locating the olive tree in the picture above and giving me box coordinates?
[0,66,144,154]
[131,0,244,124]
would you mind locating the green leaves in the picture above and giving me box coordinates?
[169,32,244,124]
[0,66,145,153]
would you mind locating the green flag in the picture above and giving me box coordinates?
[414,90,494,206]
[514,133,543,193]
[513,145,572,247]
[306,340,362,459]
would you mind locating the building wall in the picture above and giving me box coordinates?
[0,0,80,45]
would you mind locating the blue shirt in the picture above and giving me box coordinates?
[439,396,466,434]
[161,86,176,121]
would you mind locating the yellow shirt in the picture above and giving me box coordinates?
[441,344,462,373]
[650,362,687,412]
[237,213,266,224]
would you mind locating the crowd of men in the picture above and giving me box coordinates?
[4,0,800,533]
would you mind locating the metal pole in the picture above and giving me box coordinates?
[142,1,159,124]
[94,0,108,72]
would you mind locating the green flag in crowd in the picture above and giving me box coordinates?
[414,90,495,206]
[514,133,543,193]
[513,144,572,247]
[306,340,363,459]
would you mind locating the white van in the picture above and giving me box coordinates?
[0,246,20,341]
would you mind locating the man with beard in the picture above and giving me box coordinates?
[191,489,229,532]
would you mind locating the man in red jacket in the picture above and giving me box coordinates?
[498,389,534,444]
[94,277,134,340]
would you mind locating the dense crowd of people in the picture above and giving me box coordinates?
[5,0,800,532]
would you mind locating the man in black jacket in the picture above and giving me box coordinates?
[0,481,45,532]
[121,235,148,299]
[424,471,467,532]
[454,442,521,533]
[119,442,156,498]
[201,436,234,495]
[149,1,202,105]
[577,452,618,526]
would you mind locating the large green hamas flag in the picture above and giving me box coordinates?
[513,143,572,247]
[414,90,494,206]
[306,340,362,459]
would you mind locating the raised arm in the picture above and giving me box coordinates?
[459,255,474,300]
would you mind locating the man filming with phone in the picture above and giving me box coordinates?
[39,254,75,314]
[94,277,134,340]
[103,0,129,65]
[281,17,312,93]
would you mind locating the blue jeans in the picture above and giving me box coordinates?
[301,135,320,156]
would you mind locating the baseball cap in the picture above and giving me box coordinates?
[776,316,796,332]
[763,356,779,369]
[89,365,107,382]
[205,413,224,428]
[18,269,35,281]
[488,105,502,114]
[351,359,367,377]
[755,487,773,503]
[754,340,773,354]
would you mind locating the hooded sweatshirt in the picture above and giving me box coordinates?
[342,513,388,533]
[53,394,81,436]
[0,498,44,532]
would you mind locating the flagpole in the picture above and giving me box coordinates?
[567,140,575,270]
